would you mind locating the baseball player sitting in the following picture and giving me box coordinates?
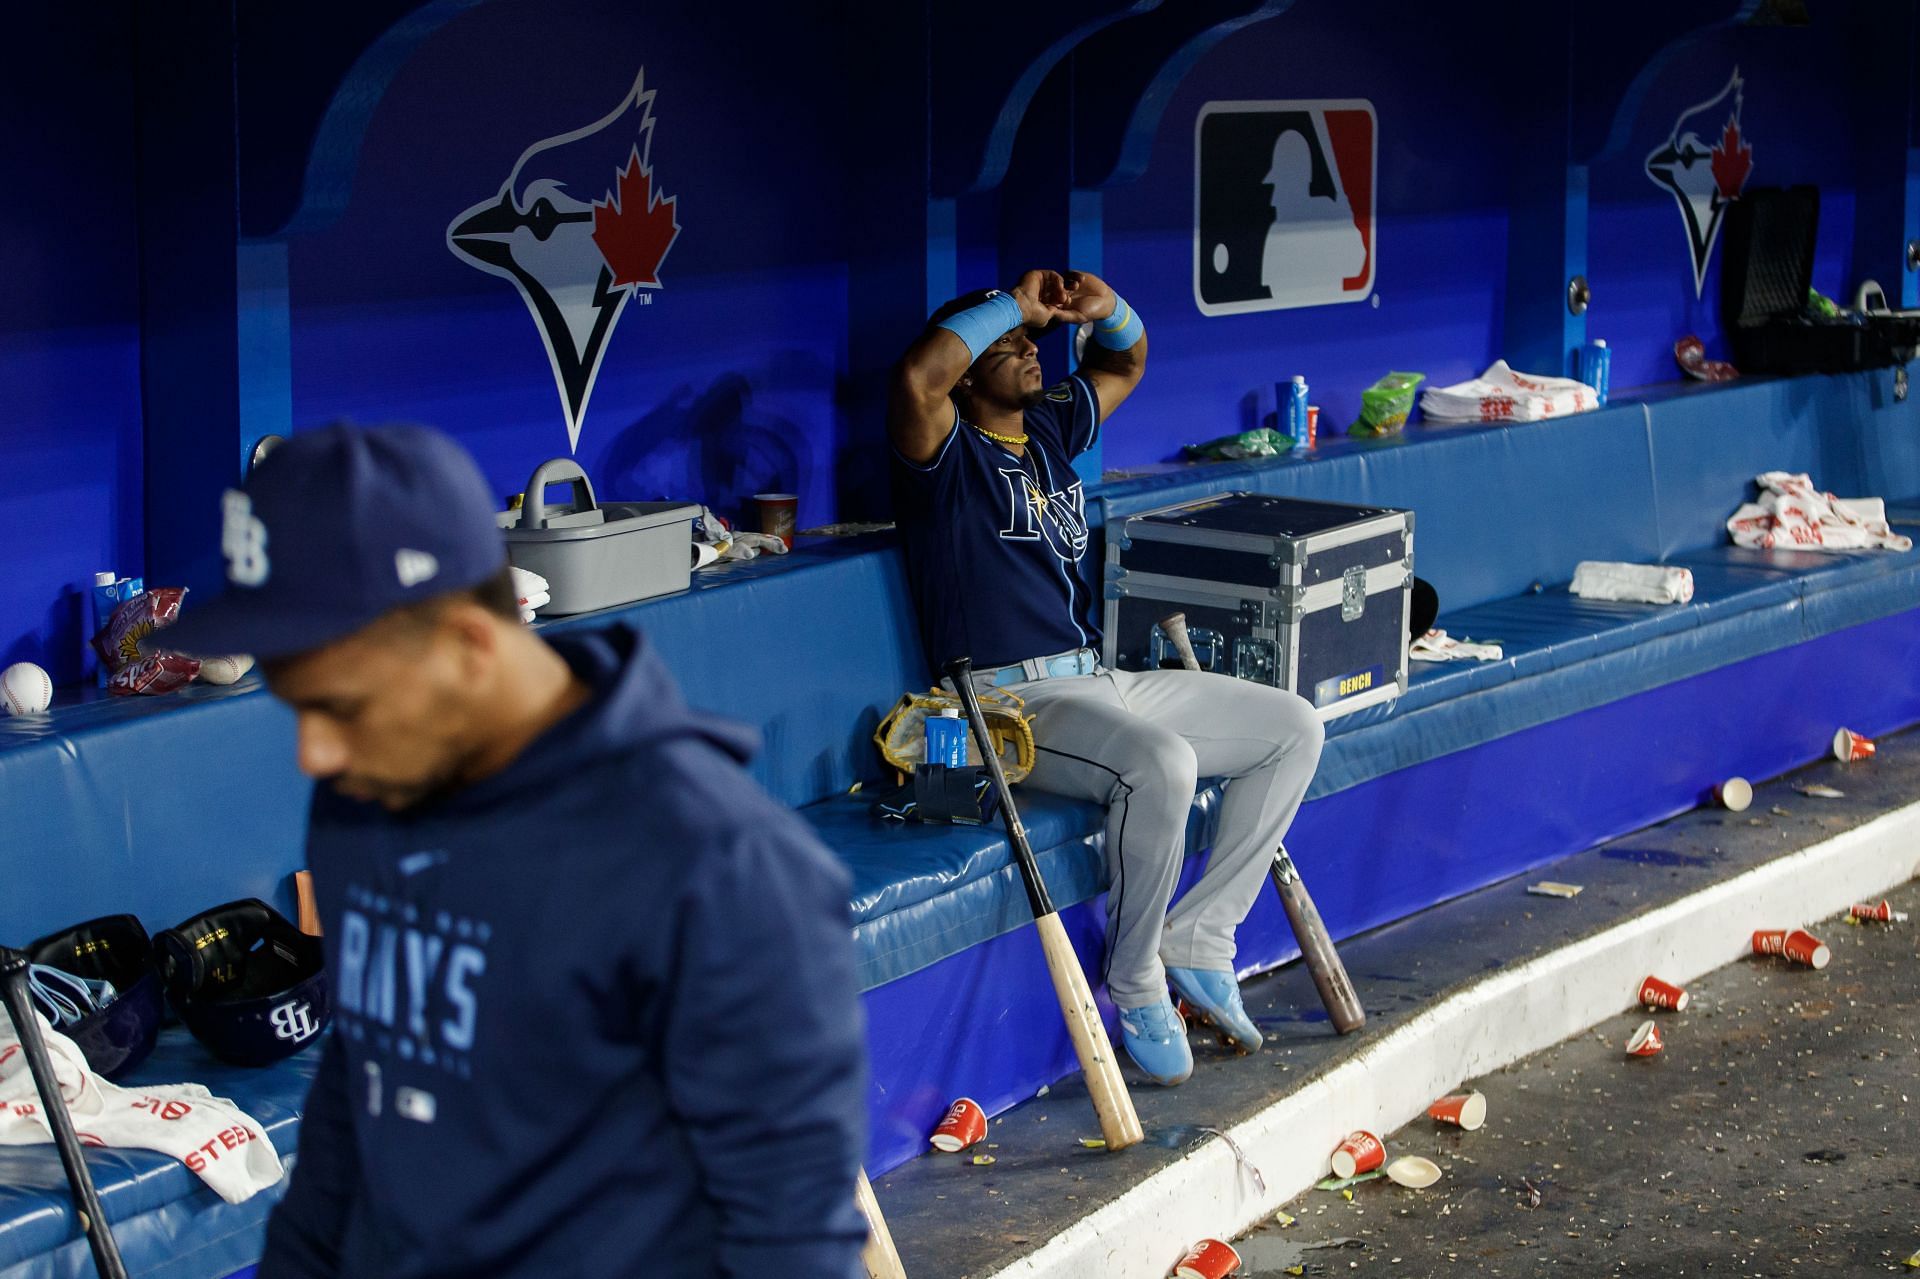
[160,425,870,1279]
[888,270,1324,1086]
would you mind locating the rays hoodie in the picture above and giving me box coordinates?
[261,624,867,1278]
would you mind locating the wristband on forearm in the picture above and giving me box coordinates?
[1091,293,1143,351]
[935,290,1025,363]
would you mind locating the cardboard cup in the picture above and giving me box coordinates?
[1715,777,1753,812]
[1752,929,1830,969]
[1626,1019,1664,1057]
[928,1097,987,1152]
[1305,405,1320,447]
[1427,1091,1487,1131]
[1329,1129,1386,1180]
[1850,900,1893,922]
[1173,1238,1241,1279]
[753,493,799,548]
[1832,728,1876,763]
[1638,975,1691,1011]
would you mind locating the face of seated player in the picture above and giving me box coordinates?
[960,328,1047,416]
[263,605,499,812]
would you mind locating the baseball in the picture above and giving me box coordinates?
[2,662,53,716]
[197,654,256,686]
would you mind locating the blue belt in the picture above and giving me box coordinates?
[985,648,1097,688]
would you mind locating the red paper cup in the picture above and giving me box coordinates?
[1626,1019,1663,1057]
[1752,928,1831,969]
[1832,728,1876,763]
[929,1097,987,1152]
[753,493,799,548]
[1714,777,1752,812]
[1329,1129,1386,1179]
[1850,900,1893,922]
[1427,1091,1487,1131]
[1638,975,1691,1012]
[1173,1238,1241,1279]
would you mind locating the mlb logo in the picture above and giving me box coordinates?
[1193,100,1377,316]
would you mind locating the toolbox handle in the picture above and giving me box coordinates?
[519,459,604,530]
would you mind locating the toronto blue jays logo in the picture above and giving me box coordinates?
[1644,69,1753,299]
[448,70,682,452]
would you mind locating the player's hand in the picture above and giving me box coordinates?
[1010,269,1068,330]
[1053,271,1116,325]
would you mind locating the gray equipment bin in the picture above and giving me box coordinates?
[499,459,698,616]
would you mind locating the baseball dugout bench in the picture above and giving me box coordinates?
[0,369,1915,1274]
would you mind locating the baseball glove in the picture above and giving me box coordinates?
[874,687,1036,784]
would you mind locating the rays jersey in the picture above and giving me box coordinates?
[892,375,1102,675]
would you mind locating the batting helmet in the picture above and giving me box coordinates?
[25,913,166,1080]
[156,899,330,1067]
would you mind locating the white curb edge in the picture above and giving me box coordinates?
[983,801,1920,1279]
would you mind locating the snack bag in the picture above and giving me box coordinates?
[1182,427,1293,461]
[91,587,188,675]
[1348,371,1426,436]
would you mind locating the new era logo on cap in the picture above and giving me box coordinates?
[395,549,440,588]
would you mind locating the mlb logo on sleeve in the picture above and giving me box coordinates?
[1193,100,1377,316]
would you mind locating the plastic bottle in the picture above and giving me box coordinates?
[924,708,970,768]
[1285,376,1311,450]
[1579,339,1611,407]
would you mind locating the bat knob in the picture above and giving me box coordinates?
[942,656,975,681]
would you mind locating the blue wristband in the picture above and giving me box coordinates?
[1092,293,1143,351]
[936,291,1026,363]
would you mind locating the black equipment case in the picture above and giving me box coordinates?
[1721,186,1920,374]
[1103,493,1413,721]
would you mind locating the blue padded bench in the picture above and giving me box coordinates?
[1,371,1917,1270]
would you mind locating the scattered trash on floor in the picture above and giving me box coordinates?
[1849,900,1909,923]
[1638,975,1691,1011]
[1626,1019,1664,1057]
[1315,1171,1386,1192]
[1384,1155,1442,1188]
[970,1154,995,1166]
[1796,783,1846,799]
[1427,1090,1487,1130]
[1752,928,1832,969]
[1527,881,1584,899]
[1832,728,1876,762]
[1200,1126,1266,1194]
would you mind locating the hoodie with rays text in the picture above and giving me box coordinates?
[261,624,867,1278]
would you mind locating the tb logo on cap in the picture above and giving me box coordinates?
[222,491,270,587]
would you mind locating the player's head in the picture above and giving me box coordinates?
[930,290,1050,418]
[160,423,530,811]
[1263,130,1314,206]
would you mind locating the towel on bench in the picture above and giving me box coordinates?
[0,1009,284,1205]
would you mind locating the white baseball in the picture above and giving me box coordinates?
[2,662,53,715]
[197,654,255,686]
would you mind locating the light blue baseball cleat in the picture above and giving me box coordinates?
[1167,966,1263,1053]
[1117,996,1193,1086]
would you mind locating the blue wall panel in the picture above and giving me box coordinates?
[0,8,144,685]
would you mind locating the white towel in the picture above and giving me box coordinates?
[1409,629,1504,663]
[1727,472,1914,553]
[1570,561,1695,605]
[0,1010,284,1205]
[509,565,552,622]
[1419,361,1600,424]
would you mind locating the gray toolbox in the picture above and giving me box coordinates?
[498,459,699,616]
[1103,492,1412,721]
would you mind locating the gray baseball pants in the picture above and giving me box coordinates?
[1002,665,1324,1010]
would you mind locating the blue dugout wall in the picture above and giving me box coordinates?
[2,0,1918,684]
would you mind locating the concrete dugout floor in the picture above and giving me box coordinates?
[1239,876,1920,1276]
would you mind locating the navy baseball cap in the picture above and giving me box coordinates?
[160,424,508,661]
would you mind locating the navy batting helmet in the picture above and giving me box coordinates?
[25,914,166,1080]
[156,899,330,1066]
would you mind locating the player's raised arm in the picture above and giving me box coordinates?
[1056,270,1147,422]
[887,269,1064,464]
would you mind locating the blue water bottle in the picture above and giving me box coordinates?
[924,708,969,768]
[1284,375,1311,450]
[1579,339,1611,407]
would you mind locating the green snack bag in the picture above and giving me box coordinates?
[1182,427,1293,461]
[1348,371,1426,436]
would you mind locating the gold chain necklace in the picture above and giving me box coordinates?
[968,422,1030,447]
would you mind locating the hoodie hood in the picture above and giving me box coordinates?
[453,623,758,809]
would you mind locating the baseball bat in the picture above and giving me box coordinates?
[856,1167,907,1279]
[943,658,1144,1153]
[1157,613,1366,1035]
[0,948,128,1279]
